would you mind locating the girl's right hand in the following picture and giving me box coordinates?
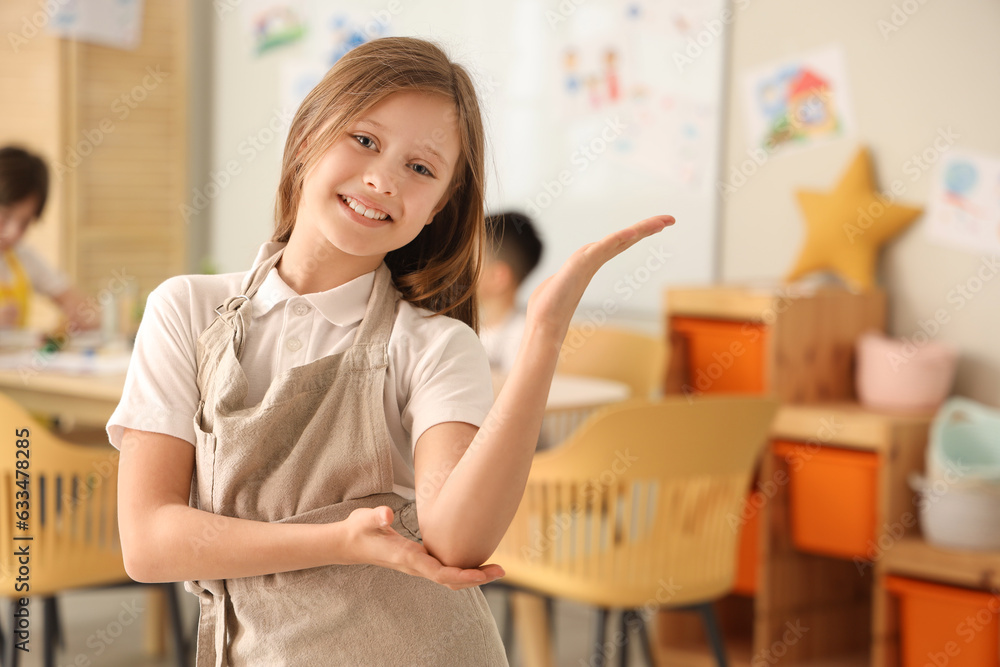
[342,506,505,591]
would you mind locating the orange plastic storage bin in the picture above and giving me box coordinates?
[885,575,999,667]
[772,440,878,559]
[670,317,768,394]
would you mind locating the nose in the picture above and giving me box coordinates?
[364,158,397,197]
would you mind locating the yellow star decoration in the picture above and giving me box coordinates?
[785,147,923,291]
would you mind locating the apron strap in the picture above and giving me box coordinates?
[349,263,398,358]
[188,577,229,667]
[214,247,284,358]
[196,248,284,396]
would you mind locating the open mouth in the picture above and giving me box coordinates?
[340,195,392,222]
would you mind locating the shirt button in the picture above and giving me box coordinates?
[285,338,302,352]
[293,304,309,316]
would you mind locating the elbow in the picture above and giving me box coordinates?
[425,542,492,571]
[122,545,159,583]
[418,520,495,570]
[122,543,177,584]
[119,515,172,583]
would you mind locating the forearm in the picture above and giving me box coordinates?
[123,502,351,583]
[118,428,355,583]
[419,322,562,568]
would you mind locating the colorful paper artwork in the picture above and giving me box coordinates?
[242,0,307,55]
[314,10,387,67]
[742,46,855,156]
[47,0,144,50]
[548,0,723,192]
[926,149,1000,255]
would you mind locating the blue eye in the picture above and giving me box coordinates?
[410,163,434,177]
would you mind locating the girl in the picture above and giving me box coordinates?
[109,37,672,666]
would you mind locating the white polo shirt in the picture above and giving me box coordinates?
[107,242,494,500]
[479,310,526,374]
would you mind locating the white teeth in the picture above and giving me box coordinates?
[342,195,388,221]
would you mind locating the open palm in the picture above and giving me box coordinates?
[525,215,675,339]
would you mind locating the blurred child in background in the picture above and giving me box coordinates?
[0,146,95,332]
[478,210,542,374]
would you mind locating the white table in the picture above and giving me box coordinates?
[492,371,632,449]
[0,351,129,428]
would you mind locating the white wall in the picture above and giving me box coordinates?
[201,0,1000,404]
[721,0,1000,405]
[204,1,725,330]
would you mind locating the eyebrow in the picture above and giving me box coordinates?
[355,118,450,169]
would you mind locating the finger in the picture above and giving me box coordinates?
[600,215,674,254]
[409,556,493,588]
[575,215,674,268]
[477,563,505,579]
[372,506,393,529]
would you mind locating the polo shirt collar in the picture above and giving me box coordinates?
[248,242,376,327]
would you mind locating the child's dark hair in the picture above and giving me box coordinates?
[485,211,542,285]
[0,146,49,218]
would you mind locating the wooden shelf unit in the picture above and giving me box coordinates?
[664,284,885,403]
[871,432,1000,667]
[654,402,933,665]
[764,405,931,663]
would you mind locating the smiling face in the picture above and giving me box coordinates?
[0,196,39,253]
[292,91,462,268]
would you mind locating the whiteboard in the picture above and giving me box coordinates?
[259,0,728,318]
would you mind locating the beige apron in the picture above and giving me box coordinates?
[184,248,507,666]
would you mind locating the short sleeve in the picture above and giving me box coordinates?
[16,245,70,298]
[106,278,201,449]
[400,314,494,452]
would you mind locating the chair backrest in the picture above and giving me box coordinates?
[0,393,128,596]
[557,325,666,398]
[494,395,778,609]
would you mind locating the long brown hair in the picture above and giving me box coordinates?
[273,37,486,331]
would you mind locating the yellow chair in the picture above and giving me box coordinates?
[0,393,188,667]
[557,325,666,398]
[493,395,778,667]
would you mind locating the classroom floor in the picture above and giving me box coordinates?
[10,584,650,667]
[16,585,869,666]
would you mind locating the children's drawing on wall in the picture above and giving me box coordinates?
[557,44,625,115]
[241,0,307,56]
[926,149,1000,255]
[549,0,721,192]
[313,10,388,67]
[47,0,144,50]
[742,46,856,157]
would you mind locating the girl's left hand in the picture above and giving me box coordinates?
[342,506,505,590]
[525,215,674,340]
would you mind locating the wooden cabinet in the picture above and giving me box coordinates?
[664,284,886,403]
[655,403,932,666]
[0,0,190,329]
[872,430,1000,666]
